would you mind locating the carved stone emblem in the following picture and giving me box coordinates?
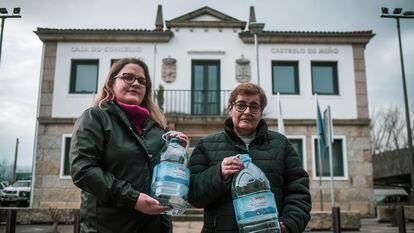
[235,56,251,83]
[162,57,177,83]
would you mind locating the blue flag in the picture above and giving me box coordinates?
[316,99,326,161]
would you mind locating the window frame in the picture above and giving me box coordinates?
[286,135,307,171]
[191,60,221,115]
[311,61,339,95]
[69,59,99,94]
[271,61,300,95]
[60,134,72,179]
[311,135,348,180]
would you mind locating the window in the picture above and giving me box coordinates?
[311,62,338,95]
[313,137,347,178]
[288,137,306,170]
[60,134,72,178]
[272,61,299,94]
[191,60,220,115]
[70,60,99,93]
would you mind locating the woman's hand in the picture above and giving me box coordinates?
[221,156,244,180]
[169,131,188,148]
[280,221,289,233]
[134,193,169,215]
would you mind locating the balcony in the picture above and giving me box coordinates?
[154,89,232,116]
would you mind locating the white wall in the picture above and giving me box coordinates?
[52,28,357,119]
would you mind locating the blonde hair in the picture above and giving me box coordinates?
[93,58,167,129]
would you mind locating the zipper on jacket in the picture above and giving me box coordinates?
[212,216,217,232]
[233,141,249,154]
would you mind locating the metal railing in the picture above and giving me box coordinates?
[154,89,232,116]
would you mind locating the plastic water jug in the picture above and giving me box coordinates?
[151,137,189,215]
[231,154,281,233]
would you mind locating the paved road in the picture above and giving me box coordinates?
[1,219,414,233]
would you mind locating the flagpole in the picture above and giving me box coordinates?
[326,106,335,208]
[153,43,158,97]
[277,92,285,135]
[315,94,324,211]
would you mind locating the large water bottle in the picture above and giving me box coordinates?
[232,154,281,233]
[151,136,189,215]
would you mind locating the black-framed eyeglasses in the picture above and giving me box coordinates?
[114,73,147,87]
[232,101,262,114]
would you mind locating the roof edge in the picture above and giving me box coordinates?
[239,30,375,45]
[34,28,174,43]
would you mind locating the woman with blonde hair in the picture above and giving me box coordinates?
[71,58,187,233]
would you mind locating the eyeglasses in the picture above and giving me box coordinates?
[114,73,147,87]
[232,101,262,114]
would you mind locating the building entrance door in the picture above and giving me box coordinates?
[191,60,220,115]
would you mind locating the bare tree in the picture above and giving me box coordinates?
[371,104,414,155]
[0,159,11,182]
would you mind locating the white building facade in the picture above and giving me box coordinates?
[33,6,374,217]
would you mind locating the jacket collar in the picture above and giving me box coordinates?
[104,101,153,155]
[104,101,154,133]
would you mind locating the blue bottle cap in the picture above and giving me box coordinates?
[238,154,251,166]
[170,137,181,144]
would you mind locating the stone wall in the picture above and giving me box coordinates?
[33,41,81,209]
[34,123,80,209]
[0,209,78,224]
[308,125,374,216]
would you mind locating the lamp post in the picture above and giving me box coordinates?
[0,7,21,64]
[249,22,264,86]
[381,7,414,199]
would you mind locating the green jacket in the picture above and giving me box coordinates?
[70,102,171,233]
[188,118,311,233]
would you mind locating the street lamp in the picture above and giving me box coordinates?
[250,22,264,86]
[381,7,414,199]
[0,7,22,64]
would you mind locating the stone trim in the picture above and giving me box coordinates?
[38,117,77,124]
[37,116,370,127]
[353,44,369,119]
[239,31,375,45]
[39,42,57,118]
[167,116,370,127]
[166,21,246,29]
[35,28,174,43]
[166,6,246,29]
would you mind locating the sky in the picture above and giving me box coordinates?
[0,0,413,167]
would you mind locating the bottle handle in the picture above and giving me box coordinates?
[162,131,179,142]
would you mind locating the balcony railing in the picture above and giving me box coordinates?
[154,89,232,116]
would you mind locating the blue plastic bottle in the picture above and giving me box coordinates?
[231,154,281,233]
[151,137,189,215]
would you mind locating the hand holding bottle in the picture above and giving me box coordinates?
[165,131,188,148]
[221,156,244,180]
[280,222,289,233]
[135,193,169,215]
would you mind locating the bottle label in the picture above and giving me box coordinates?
[233,191,278,222]
[153,162,190,186]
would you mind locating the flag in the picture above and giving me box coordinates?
[323,106,334,144]
[316,94,326,161]
[277,92,285,134]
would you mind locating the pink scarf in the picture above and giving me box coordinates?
[116,101,150,135]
